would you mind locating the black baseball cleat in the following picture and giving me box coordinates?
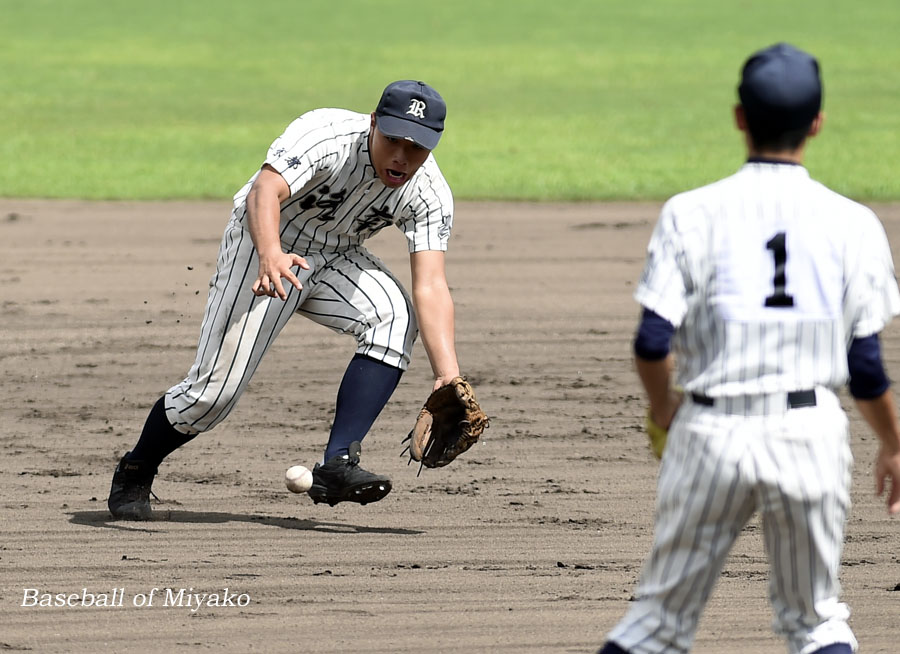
[107,453,158,520]
[307,441,392,507]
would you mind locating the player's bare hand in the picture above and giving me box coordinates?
[874,444,900,515]
[433,371,461,391]
[252,252,310,300]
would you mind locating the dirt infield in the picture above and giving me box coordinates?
[1,199,898,653]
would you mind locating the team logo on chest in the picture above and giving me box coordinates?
[406,99,426,119]
[299,185,347,221]
[355,206,394,235]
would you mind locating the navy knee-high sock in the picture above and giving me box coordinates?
[324,354,403,461]
[127,396,196,468]
[810,645,853,654]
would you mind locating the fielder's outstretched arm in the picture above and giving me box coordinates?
[246,164,310,300]
[410,250,460,390]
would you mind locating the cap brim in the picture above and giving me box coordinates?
[376,115,441,150]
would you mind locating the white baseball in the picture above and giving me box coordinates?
[284,465,313,493]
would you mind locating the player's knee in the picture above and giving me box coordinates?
[355,343,412,371]
[379,298,414,332]
[166,389,236,434]
[357,304,415,366]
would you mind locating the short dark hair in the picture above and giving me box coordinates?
[745,119,813,152]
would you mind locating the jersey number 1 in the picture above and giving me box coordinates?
[764,232,794,307]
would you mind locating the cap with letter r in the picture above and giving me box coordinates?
[738,42,822,132]
[375,80,446,150]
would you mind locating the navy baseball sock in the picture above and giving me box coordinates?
[127,396,196,467]
[323,354,403,461]
[810,645,853,654]
[597,643,629,654]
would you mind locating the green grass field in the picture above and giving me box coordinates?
[2,0,899,201]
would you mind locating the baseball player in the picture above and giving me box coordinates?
[598,44,900,654]
[108,80,462,519]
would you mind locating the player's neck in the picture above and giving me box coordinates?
[746,142,806,165]
[746,150,805,165]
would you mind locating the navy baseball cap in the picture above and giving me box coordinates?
[738,43,822,131]
[375,80,446,150]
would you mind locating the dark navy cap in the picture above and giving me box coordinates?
[375,80,446,150]
[738,43,822,131]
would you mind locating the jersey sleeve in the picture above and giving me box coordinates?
[396,159,454,253]
[843,208,900,339]
[264,114,338,198]
[633,200,690,327]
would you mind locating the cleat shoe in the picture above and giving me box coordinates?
[108,452,157,520]
[307,441,392,506]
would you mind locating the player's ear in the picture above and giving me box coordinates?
[370,112,377,130]
[808,111,825,138]
[734,104,748,132]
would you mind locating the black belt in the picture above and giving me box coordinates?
[690,389,816,409]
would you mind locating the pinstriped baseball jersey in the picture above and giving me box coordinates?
[231,108,453,256]
[635,161,900,399]
[167,240,417,435]
[162,108,453,435]
[607,161,900,653]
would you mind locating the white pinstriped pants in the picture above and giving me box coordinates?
[608,388,857,654]
[164,223,417,435]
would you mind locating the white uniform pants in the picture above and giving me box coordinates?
[608,389,857,654]
[164,223,417,435]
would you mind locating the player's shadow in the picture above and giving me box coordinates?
[68,510,422,535]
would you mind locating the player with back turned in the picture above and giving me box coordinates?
[598,44,900,654]
[106,80,485,519]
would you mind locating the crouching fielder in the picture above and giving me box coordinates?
[108,80,463,517]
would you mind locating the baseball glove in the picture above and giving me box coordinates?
[645,409,667,459]
[403,376,489,471]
